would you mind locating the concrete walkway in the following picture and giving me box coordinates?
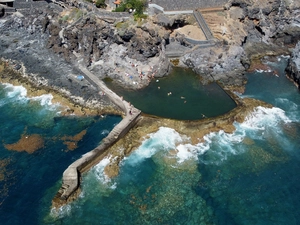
[53,63,141,207]
[150,0,227,11]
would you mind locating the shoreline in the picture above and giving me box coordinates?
[0,1,299,210]
[0,54,282,210]
[0,58,123,117]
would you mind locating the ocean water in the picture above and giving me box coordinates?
[1,56,300,225]
[0,83,121,225]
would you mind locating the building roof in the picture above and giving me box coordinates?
[114,0,121,5]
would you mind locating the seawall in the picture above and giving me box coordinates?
[52,63,141,208]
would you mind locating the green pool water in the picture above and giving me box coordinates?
[105,67,236,120]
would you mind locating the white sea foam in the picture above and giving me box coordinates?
[101,129,110,136]
[124,106,292,165]
[255,69,265,73]
[4,83,27,99]
[124,127,184,165]
[275,98,299,122]
[50,204,72,219]
[92,156,116,189]
[279,55,290,59]
[1,82,60,111]
[31,94,54,106]
[240,106,291,130]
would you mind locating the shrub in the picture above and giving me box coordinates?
[96,0,107,8]
[115,0,147,17]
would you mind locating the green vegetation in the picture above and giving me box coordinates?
[95,0,107,8]
[114,0,147,17]
[71,8,85,20]
[103,77,114,82]
[59,9,86,24]
[60,15,69,21]
[115,21,130,29]
[85,0,106,8]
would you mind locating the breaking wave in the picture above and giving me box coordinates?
[121,106,291,166]
[1,83,58,109]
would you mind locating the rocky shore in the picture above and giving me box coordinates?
[1,0,300,208]
[180,0,300,88]
[286,42,300,88]
[1,0,300,94]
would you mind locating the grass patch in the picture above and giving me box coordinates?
[60,15,69,22]
[115,21,130,29]
[103,77,114,82]
[170,59,179,66]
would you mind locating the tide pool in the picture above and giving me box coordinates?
[105,67,236,120]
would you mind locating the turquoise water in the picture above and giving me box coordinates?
[105,67,236,120]
[0,84,121,225]
[1,56,300,225]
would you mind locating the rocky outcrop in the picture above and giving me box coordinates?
[286,42,300,88]
[0,6,119,112]
[0,3,172,92]
[2,0,300,91]
[182,44,247,86]
[179,0,300,86]
[44,9,172,88]
[224,0,300,53]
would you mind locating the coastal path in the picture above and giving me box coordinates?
[53,64,141,207]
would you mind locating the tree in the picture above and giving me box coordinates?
[115,0,147,16]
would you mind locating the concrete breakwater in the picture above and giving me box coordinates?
[52,65,141,208]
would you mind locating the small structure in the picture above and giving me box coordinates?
[113,0,121,7]
[0,0,14,7]
[76,75,84,81]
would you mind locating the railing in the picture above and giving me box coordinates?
[193,10,214,40]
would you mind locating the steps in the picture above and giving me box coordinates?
[193,10,214,40]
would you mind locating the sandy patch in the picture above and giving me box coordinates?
[175,25,206,40]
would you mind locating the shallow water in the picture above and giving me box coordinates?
[1,56,300,225]
[105,67,236,120]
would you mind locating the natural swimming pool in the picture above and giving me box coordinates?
[105,67,236,120]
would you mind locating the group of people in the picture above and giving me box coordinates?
[115,60,158,84]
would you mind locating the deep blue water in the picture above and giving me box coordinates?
[1,56,300,225]
[0,84,121,225]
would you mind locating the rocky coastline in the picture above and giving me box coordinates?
[1,0,300,208]
[1,0,300,94]
[286,42,300,89]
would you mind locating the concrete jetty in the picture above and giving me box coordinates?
[52,64,141,207]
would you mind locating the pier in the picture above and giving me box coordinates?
[52,64,141,207]
[52,0,227,207]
